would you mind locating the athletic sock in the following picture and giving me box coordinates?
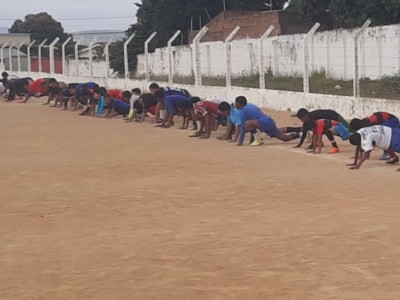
[287,127,302,133]
[291,132,301,139]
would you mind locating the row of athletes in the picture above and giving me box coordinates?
[4,75,400,171]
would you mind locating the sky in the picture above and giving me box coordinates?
[0,0,138,33]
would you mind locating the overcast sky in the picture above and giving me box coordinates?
[0,0,138,32]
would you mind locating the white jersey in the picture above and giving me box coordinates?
[358,125,392,152]
[130,94,140,107]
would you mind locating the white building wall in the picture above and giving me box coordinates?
[13,71,400,120]
[136,24,400,80]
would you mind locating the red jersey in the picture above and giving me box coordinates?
[107,89,123,100]
[367,112,394,125]
[195,101,219,117]
[29,78,48,93]
[314,119,339,135]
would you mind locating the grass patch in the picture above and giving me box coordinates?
[146,72,400,100]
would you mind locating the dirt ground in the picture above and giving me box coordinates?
[1,98,400,300]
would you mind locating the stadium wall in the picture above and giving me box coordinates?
[16,71,400,120]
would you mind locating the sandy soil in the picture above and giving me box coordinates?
[1,98,400,300]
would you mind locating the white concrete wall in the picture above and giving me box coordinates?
[15,71,400,121]
[136,24,400,80]
[65,60,110,78]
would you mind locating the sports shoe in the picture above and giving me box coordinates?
[249,134,255,144]
[379,152,391,161]
[386,156,399,164]
[328,147,339,154]
[250,139,264,146]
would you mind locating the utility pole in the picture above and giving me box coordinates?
[223,0,226,11]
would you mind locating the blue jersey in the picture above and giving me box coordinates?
[239,104,272,144]
[165,95,191,115]
[75,82,99,100]
[163,87,191,98]
[111,99,130,115]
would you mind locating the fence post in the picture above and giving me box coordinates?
[75,36,84,78]
[61,37,72,77]
[17,42,25,75]
[167,30,181,85]
[27,40,35,72]
[258,25,274,89]
[303,23,320,93]
[225,26,240,88]
[353,19,371,98]
[124,32,136,80]
[38,39,48,74]
[192,26,208,86]
[144,31,157,83]
[8,43,16,72]
[88,37,97,78]
[1,43,8,69]
[104,37,114,78]
[49,37,60,75]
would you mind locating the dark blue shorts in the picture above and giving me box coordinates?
[382,117,400,129]
[390,128,400,153]
[258,118,281,137]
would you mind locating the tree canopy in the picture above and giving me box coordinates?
[9,12,71,43]
[111,0,286,74]
[297,0,400,28]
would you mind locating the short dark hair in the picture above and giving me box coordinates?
[1,71,8,77]
[48,78,57,84]
[123,90,132,99]
[132,88,141,95]
[94,88,106,96]
[296,108,309,119]
[81,87,92,97]
[190,96,201,104]
[349,133,361,146]
[303,119,316,131]
[350,118,365,131]
[218,102,231,112]
[235,96,247,106]
[149,83,159,90]
[154,89,165,100]
[133,100,142,110]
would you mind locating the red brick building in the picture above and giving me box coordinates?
[190,10,317,42]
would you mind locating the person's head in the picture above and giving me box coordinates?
[149,83,160,95]
[190,96,201,104]
[68,86,77,95]
[350,118,367,131]
[296,108,309,122]
[218,102,231,116]
[105,94,113,105]
[133,100,142,111]
[80,87,92,99]
[154,89,165,102]
[349,133,361,146]
[235,96,247,109]
[132,88,141,96]
[1,71,8,79]
[93,87,107,100]
[123,90,132,102]
[24,79,33,89]
[303,119,317,131]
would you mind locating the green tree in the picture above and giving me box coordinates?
[110,0,280,73]
[296,0,400,28]
[9,12,72,55]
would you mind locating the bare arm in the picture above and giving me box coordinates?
[349,150,371,170]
